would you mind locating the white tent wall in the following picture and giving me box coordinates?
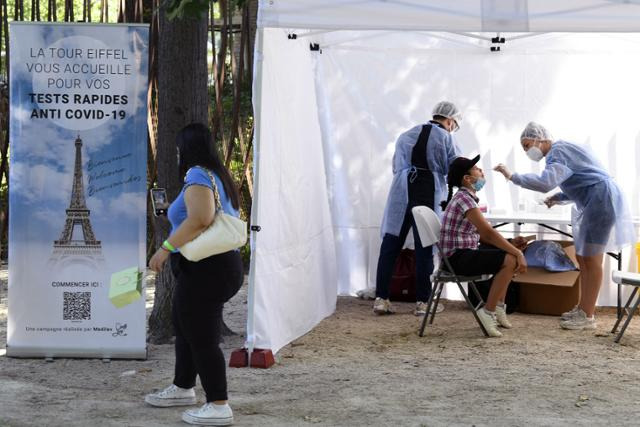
[248,28,338,353]
[309,31,640,303]
[258,1,640,33]
[251,1,640,354]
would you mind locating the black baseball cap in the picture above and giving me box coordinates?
[447,155,480,187]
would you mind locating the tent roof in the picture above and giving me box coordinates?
[258,0,640,32]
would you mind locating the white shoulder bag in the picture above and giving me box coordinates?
[179,169,247,262]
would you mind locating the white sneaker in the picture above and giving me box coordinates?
[414,301,444,316]
[560,309,596,330]
[182,402,234,426]
[145,384,197,407]
[476,308,502,337]
[495,304,512,329]
[373,297,394,315]
[356,288,376,300]
[560,305,580,321]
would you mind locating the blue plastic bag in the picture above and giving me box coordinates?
[524,241,578,272]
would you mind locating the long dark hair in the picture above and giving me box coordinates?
[440,184,454,211]
[176,123,240,210]
[440,170,465,211]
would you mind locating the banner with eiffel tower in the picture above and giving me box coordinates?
[8,23,148,358]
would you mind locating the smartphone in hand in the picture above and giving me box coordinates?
[150,188,169,216]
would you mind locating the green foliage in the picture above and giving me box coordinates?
[165,0,246,21]
[4,0,119,23]
[164,0,210,21]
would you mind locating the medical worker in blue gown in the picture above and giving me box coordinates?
[374,101,462,316]
[494,122,636,330]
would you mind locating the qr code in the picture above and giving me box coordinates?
[63,292,91,321]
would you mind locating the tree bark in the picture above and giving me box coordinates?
[31,0,40,21]
[147,2,208,344]
[49,0,56,21]
[211,0,228,144]
[14,0,24,21]
[247,0,257,87]
[0,0,5,74]
[64,0,74,22]
[118,0,139,23]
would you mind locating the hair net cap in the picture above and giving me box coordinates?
[432,101,462,125]
[520,122,553,141]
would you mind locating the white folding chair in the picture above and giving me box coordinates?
[411,206,490,337]
[610,270,640,343]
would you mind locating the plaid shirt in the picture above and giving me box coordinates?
[440,187,480,257]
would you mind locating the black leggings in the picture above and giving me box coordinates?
[170,250,243,402]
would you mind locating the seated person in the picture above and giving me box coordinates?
[439,155,527,337]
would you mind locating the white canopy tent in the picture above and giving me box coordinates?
[248,0,640,354]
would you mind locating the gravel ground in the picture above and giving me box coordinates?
[1,266,640,426]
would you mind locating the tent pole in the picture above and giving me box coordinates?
[245,25,265,356]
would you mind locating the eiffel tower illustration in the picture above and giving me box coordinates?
[49,135,103,268]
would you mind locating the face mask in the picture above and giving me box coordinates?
[526,146,544,162]
[472,177,486,192]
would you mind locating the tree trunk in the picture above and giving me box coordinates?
[14,0,24,21]
[64,0,74,22]
[118,0,138,23]
[49,0,56,21]
[247,0,258,87]
[0,0,5,75]
[147,2,208,344]
[31,0,40,21]
[211,0,228,144]
[146,0,159,255]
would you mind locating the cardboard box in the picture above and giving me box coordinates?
[516,241,580,316]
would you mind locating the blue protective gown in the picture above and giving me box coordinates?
[511,140,636,256]
[380,122,461,237]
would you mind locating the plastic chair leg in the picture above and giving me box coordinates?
[429,285,444,325]
[419,282,441,337]
[611,287,638,334]
[614,288,640,343]
[455,281,489,337]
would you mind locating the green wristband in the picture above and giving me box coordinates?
[162,240,176,252]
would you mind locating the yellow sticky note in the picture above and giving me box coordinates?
[109,267,142,308]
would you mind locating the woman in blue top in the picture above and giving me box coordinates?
[146,123,242,426]
[494,122,636,331]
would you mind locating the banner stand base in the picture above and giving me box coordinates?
[229,348,275,369]
[229,348,248,367]
[250,348,275,368]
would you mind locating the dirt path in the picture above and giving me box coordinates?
[1,266,640,426]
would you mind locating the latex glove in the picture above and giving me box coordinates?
[493,163,512,180]
[543,197,558,208]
